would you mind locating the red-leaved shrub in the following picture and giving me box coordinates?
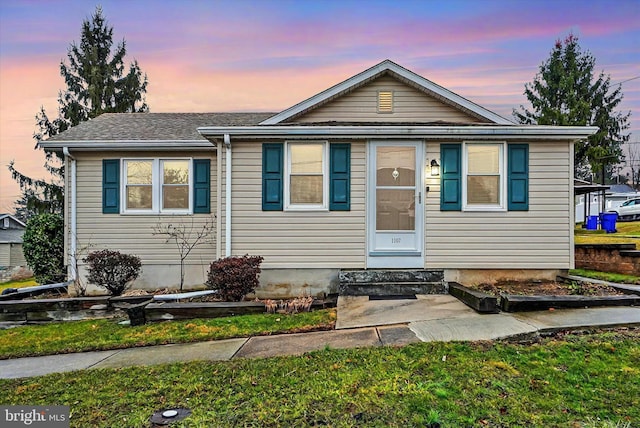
[83,249,142,296]
[206,255,264,301]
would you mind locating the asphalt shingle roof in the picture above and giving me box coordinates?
[45,113,276,142]
[0,229,24,244]
[608,184,638,194]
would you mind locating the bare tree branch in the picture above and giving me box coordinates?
[152,216,216,290]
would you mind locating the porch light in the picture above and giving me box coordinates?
[430,159,440,176]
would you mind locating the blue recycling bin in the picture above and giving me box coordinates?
[599,212,618,233]
[586,215,598,230]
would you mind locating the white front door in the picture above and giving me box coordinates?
[367,141,424,268]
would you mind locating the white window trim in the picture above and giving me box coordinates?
[284,141,329,211]
[121,157,193,215]
[462,141,507,212]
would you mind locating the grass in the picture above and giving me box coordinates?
[0,277,38,293]
[570,268,640,285]
[575,221,640,245]
[0,329,638,427]
[0,309,336,359]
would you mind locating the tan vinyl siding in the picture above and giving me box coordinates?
[0,245,9,266]
[10,243,26,266]
[229,141,366,269]
[74,151,217,267]
[294,75,485,124]
[425,142,572,269]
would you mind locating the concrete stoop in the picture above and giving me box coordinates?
[339,269,446,296]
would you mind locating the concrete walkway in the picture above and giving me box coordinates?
[1,303,639,379]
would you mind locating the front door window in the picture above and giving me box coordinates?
[375,146,416,231]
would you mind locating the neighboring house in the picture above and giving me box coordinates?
[40,60,596,296]
[0,214,27,269]
[575,182,638,223]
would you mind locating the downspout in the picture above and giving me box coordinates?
[224,134,232,257]
[216,141,222,260]
[63,147,77,281]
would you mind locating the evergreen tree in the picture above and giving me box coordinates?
[9,6,148,218]
[513,33,630,181]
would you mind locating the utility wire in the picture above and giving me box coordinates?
[612,75,640,85]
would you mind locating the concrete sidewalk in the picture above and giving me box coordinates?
[1,304,639,379]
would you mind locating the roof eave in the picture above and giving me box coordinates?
[198,125,598,141]
[0,214,26,228]
[38,140,216,151]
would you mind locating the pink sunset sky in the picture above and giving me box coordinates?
[1,0,639,212]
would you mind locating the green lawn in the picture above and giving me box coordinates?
[0,309,336,359]
[570,268,640,285]
[0,277,38,293]
[575,221,640,245]
[1,329,637,427]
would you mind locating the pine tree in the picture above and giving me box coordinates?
[9,6,148,217]
[513,33,630,181]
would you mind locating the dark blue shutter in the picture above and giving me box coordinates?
[102,159,120,214]
[193,159,211,213]
[508,144,529,211]
[262,143,283,211]
[440,144,462,211]
[329,143,350,211]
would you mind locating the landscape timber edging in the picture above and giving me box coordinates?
[0,295,156,322]
[143,298,337,323]
[500,294,640,312]
[448,282,499,313]
[144,301,266,322]
[0,294,338,324]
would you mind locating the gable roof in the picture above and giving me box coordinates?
[260,60,512,125]
[0,214,26,228]
[46,113,274,141]
[608,184,638,194]
[39,113,275,150]
[0,229,25,244]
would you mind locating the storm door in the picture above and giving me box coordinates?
[367,141,424,268]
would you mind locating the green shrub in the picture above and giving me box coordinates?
[22,213,65,284]
[83,249,142,296]
[206,255,263,301]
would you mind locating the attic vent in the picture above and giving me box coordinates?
[378,91,393,113]
[2,218,8,229]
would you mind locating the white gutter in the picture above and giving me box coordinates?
[39,140,213,151]
[224,134,232,257]
[198,125,599,141]
[63,147,77,281]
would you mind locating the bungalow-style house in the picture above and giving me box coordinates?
[40,60,597,296]
[0,214,27,271]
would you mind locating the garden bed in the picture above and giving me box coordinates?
[144,297,337,323]
[0,295,153,322]
[0,290,338,324]
[465,280,639,312]
[472,280,627,297]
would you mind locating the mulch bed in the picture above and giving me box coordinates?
[470,280,627,297]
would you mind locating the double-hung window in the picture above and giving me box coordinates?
[285,142,328,210]
[463,142,506,211]
[123,158,192,213]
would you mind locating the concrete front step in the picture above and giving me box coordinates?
[339,281,446,296]
[339,269,444,284]
[339,269,446,296]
